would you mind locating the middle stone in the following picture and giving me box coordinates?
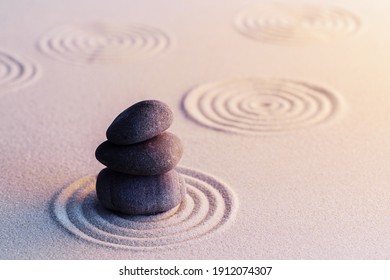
[95,131,183,176]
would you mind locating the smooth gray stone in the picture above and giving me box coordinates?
[95,132,183,175]
[96,168,187,215]
[106,100,174,145]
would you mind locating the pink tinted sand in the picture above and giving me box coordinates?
[0,0,390,259]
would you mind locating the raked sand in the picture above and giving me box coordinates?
[1,0,390,259]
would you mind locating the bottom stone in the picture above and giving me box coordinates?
[96,168,187,215]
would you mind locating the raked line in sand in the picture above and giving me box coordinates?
[234,4,361,44]
[38,22,171,64]
[0,50,40,93]
[52,166,238,250]
[183,78,341,135]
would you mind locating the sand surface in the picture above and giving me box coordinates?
[1,0,390,259]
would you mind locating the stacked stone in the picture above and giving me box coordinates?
[95,100,186,215]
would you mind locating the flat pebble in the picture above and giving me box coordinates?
[106,100,174,145]
[95,132,183,175]
[96,168,186,215]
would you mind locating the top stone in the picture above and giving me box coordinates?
[106,100,174,145]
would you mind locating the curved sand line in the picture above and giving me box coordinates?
[183,78,341,135]
[52,166,237,250]
[234,4,360,44]
[0,51,39,92]
[38,22,170,64]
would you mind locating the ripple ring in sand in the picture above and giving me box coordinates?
[0,51,39,92]
[234,5,360,44]
[183,78,340,135]
[38,23,170,64]
[52,166,237,249]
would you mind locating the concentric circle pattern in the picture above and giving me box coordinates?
[183,78,340,135]
[52,167,237,249]
[0,51,39,92]
[235,5,360,43]
[38,23,170,64]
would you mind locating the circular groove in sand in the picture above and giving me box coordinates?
[183,78,340,135]
[52,167,237,249]
[234,5,360,43]
[0,51,39,92]
[38,23,170,64]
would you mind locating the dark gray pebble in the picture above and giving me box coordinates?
[95,132,183,175]
[96,168,186,215]
[106,100,174,145]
